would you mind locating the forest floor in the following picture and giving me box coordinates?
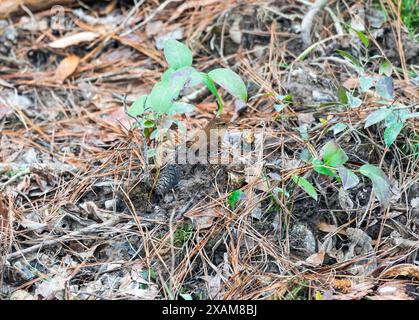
[0,0,418,300]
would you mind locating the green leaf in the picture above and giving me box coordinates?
[354,30,369,48]
[330,123,347,135]
[298,124,309,141]
[384,121,403,147]
[299,148,313,163]
[401,112,419,122]
[347,92,362,108]
[179,293,193,300]
[128,95,148,117]
[184,68,203,88]
[379,59,392,76]
[146,147,157,158]
[168,66,196,98]
[228,190,245,209]
[208,68,247,102]
[168,101,195,114]
[321,140,349,167]
[292,175,318,201]
[336,50,360,67]
[149,81,175,114]
[142,119,155,128]
[337,86,348,105]
[274,104,287,112]
[337,166,359,190]
[364,108,392,128]
[161,68,175,82]
[163,39,193,70]
[313,159,336,177]
[376,76,394,100]
[273,187,290,198]
[200,73,223,115]
[359,164,391,207]
[277,94,292,102]
[359,76,375,92]
[385,109,410,126]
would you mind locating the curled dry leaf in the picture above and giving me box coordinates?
[185,207,221,229]
[305,250,325,266]
[379,264,419,280]
[297,112,316,125]
[35,274,67,299]
[49,32,99,49]
[317,222,335,233]
[205,273,223,299]
[317,221,347,235]
[0,0,84,18]
[330,278,353,293]
[55,55,80,83]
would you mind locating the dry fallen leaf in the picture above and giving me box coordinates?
[0,103,13,120]
[305,250,325,266]
[380,264,419,280]
[55,55,80,83]
[35,274,67,300]
[10,290,34,300]
[298,112,315,125]
[204,273,223,300]
[145,21,163,37]
[49,32,99,49]
[185,207,221,229]
[342,76,359,90]
[317,221,347,235]
[370,281,413,300]
[0,78,14,88]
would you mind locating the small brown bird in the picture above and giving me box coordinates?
[186,113,230,149]
[154,114,231,196]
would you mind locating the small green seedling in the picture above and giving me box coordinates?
[335,30,418,147]
[364,105,418,147]
[127,39,247,161]
[174,222,193,246]
[293,140,392,207]
[228,189,246,210]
